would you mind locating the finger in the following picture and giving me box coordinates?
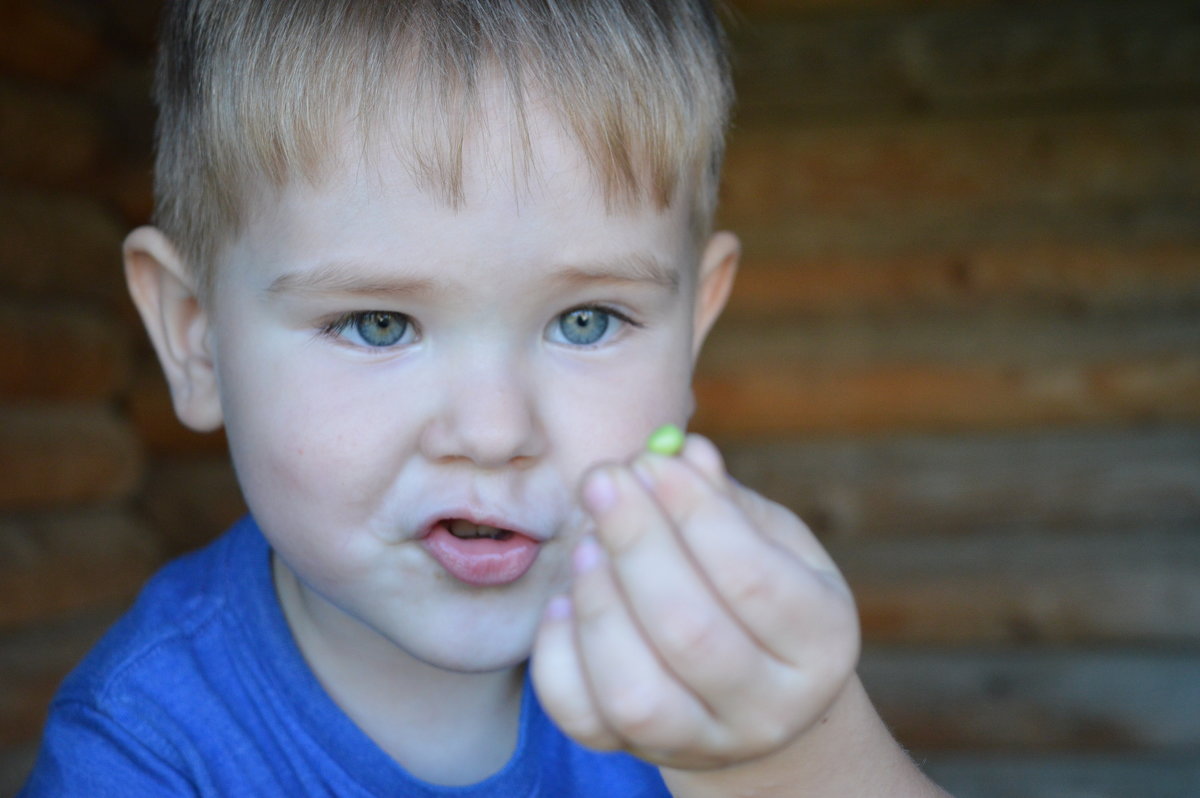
[635,454,859,670]
[677,433,728,488]
[580,465,773,722]
[569,534,711,756]
[531,594,621,751]
[679,435,840,575]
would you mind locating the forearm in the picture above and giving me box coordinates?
[661,675,951,798]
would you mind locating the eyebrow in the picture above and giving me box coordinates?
[265,260,435,298]
[264,252,681,298]
[551,253,682,293]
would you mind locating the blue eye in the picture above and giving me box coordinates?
[355,312,408,346]
[557,308,610,346]
[323,311,412,348]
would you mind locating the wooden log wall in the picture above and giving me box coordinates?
[0,1,1197,795]
[706,1,1200,795]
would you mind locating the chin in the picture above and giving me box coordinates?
[402,606,543,675]
[421,639,535,675]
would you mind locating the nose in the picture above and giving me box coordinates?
[418,348,546,469]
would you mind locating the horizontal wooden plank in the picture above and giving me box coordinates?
[694,313,1200,435]
[919,753,1200,798]
[730,2,1200,118]
[724,196,1200,267]
[835,530,1200,645]
[0,406,143,510]
[0,607,122,747]
[0,509,161,629]
[860,647,1200,751]
[721,110,1200,228]
[719,427,1200,538]
[730,0,972,12]
[0,1,105,84]
[693,354,1200,436]
[703,311,1200,367]
[127,365,232,457]
[0,302,131,401]
[723,241,1200,319]
[0,80,102,186]
[0,188,125,304]
[141,457,247,557]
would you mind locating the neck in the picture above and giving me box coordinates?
[273,555,526,786]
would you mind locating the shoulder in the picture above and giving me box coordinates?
[21,518,269,795]
[51,518,263,734]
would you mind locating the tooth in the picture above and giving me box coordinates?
[445,520,515,540]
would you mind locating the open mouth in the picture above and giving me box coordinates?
[422,518,541,587]
[445,520,516,541]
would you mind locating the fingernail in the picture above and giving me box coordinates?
[582,468,618,514]
[573,536,605,574]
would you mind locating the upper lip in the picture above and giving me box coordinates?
[417,507,549,542]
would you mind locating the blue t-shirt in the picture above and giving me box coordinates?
[20,516,670,797]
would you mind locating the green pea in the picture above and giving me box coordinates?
[646,424,685,456]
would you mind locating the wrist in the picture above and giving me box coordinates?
[660,675,947,798]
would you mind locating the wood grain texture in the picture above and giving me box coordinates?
[839,530,1200,644]
[920,753,1200,798]
[0,302,130,401]
[127,364,231,457]
[0,510,161,629]
[0,407,143,510]
[720,111,1200,228]
[1,0,1197,788]
[0,189,125,303]
[730,1,1200,118]
[719,427,1200,537]
[0,608,123,746]
[861,647,1200,751]
[722,242,1200,319]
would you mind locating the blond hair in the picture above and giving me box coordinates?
[152,0,734,294]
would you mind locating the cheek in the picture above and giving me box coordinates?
[547,349,695,474]
[217,347,407,524]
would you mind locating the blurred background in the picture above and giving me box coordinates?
[1,0,1198,795]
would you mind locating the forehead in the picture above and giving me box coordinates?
[225,99,695,286]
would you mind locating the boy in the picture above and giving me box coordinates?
[23,1,948,795]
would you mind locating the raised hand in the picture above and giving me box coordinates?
[531,434,861,771]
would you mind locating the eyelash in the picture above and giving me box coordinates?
[555,304,643,346]
[315,304,644,348]
[318,311,415,347]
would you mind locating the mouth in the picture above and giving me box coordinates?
[444,520,517,541]
[421,516,542,587]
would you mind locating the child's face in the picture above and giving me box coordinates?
[191,106,735,674]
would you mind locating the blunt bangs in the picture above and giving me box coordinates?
[153,0,734,292]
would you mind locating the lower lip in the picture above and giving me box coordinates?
[421,524,541,587]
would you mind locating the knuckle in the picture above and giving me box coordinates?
[572,593,607,627]
[750,718,794,756]
[555,705,608,742]
[539,684,612,745]
[597,514,643,558]
[604,684,664,739]
[720,557,776,610]
[571,580,615,628]
[728,701,797,757]
[658,604,724,660]
[652,464,714,521]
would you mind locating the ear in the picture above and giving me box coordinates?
[123,226,224,432]
[691,230,740,359]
